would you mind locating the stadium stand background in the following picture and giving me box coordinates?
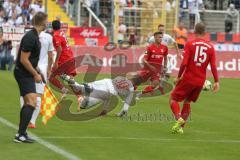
[0,0,239,47]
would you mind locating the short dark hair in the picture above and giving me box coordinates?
[131,75,142,86]
[158,24,164,28]
[52,20,61,30]
[154,31,163,36]
[194,22,205,35]
[31,12,47,26]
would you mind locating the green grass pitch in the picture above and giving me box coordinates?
[0,70,240,160]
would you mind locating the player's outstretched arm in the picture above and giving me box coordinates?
[176,42,191,83]
[47,51,54,81]
[143,59,156,72]
[163,55,168,73]
[210,48,219,93]
[117,91,134,117]
[20,51,42,83]
[174,42,182,59]
[53,46,62,69]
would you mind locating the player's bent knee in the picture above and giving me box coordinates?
[152,80,159,87]
[183,99,191,104]
[24,93,38,107]
[165,74,170,79]
[26,100,37,108]
[169,97,175,104]
[169,95,181,104]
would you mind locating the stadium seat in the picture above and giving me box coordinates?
[187,33,210,42]
[210,33,217,42]
[217,33,225,43]
[232,34,240,44]
[203,33,210,42]
[225,34,233,42]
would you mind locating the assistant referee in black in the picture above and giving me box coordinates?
[14,12,48,143]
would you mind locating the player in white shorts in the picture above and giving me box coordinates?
[148,24,181,78]
[60,74,141,117]
[20,31,54,128]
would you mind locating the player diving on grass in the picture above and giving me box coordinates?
[58,32,170,116]
[169,22,219,134]
[59,74,142,117]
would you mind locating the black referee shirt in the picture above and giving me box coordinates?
[15,28,41,77]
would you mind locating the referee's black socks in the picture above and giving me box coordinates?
[18,105,35,135]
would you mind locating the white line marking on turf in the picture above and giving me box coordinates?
[42,136,240,144]
[0,117,80,160]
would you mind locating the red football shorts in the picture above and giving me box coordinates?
[171,80,203,102]
[57,58,77,77]
[137,69,160,83]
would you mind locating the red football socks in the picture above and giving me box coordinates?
[49,76,63,90]
[181,103,191,127]
[170,101,181,120]
[142,85,154,94]
[157,86,165,95]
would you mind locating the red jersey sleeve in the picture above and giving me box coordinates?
[209,47,219,82]
[178,42,190,78]
[53,35,62,49]
[144,46,152,60]
[182,42,191,66]
[164,46,168,56]
[143,54,148,60]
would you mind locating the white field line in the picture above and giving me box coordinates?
[42,136,240,144]
[0,117,80,160]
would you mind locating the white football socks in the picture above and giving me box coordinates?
[30,97,41,125]
[123,103,130,112]
[20,96,24,107]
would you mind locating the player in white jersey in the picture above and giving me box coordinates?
[148,24,181,77]
[60,74,140,117]
[188,0,204,30]
[20,31,54,128]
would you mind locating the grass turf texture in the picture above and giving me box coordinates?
[0,70,240,160]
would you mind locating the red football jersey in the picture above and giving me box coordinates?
[144,43,168,70]
[53,30,74,65]
[179,38,218,86]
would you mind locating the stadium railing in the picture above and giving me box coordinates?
[181,9,240,33]
[113,0,179,45]
[64,0,179,45]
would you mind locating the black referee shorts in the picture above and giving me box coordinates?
[14,69,36,97]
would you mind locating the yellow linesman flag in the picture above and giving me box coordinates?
[40,85,59,125]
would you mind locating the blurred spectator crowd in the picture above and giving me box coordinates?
[180,0,240,10]
[0,32,13,71]
[0,0,45,71]
[0,0,44,27]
